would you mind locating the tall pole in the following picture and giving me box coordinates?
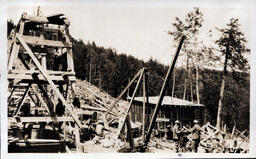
[144,35,185,146]
[142,70,146,140]
[171,68,176,98]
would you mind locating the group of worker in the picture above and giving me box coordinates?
[172,119,201,153]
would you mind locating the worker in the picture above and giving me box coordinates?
[185,119,201,152]
[61,47,67,71]
[53,47,62,71]
[173,120,181,152]
[72,95,81,109]
[20,99,31,117]
[55,99,65,116]
[95,120,108,137]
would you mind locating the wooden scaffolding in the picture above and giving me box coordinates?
[7,12,82,152]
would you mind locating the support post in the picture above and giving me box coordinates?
[144,35,185,146]
[142,70,146,140]
[116,68,144,138]
[8,20,24,70]
[41,54,47,69]
[126,115,135,149]
[105,69,143,117]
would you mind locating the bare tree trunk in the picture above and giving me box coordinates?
[216,52,228,130]
[189,64,193,102]
[195,63,200,104]
[89,62,92,83]
[183,55,189,100]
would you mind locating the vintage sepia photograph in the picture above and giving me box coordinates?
[1,0,256,158]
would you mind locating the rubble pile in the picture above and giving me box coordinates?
[75,79,128,116]
[198,123,249,153]
[74,80,131,151]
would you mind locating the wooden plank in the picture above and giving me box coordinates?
[16,33,82,128]
[23,14,49,23]
[8,116,74,123]
[81,104,117,117]
[9,69,75,75]
[8,74,76,81]
[75,110,94,115]
[22,35,72,48]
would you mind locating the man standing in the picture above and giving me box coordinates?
[72,95,81,109]
[173,120,181,152]
[186,120,201,152]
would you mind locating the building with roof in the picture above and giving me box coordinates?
[128,96,205,130]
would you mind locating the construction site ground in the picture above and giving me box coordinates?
[73,79,249,153]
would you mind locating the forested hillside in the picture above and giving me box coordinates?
[71,38,250,133]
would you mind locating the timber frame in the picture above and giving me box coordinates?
[7,12,82,152]
[106,35,185,152]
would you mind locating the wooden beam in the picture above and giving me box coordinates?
[8,116,74,123]
[142,70,146,140]
[144,35,185,146]
[126,115,134,149]
[22,35,72,48]
[8,20,24,70]
[8,86,17,104]
[8,73,76,81]
[81,104,117,116]
[30,85,51,114]
[116,68,144,138]
[10,69,75,75]
[67,49,74,72]
[8,42,20,70]
[105,69,143,116]
[16,33,82,128]
[32,74,55,114]
[41,54,47,69]
[14,83,31,115]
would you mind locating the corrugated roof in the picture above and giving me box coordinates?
[128,96,204,107]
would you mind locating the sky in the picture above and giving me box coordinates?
[7,2,254,67]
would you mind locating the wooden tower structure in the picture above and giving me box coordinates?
[7,12,83,152]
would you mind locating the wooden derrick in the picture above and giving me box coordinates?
[7,12,82,152]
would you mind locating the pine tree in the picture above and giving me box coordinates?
[215,18,250,129]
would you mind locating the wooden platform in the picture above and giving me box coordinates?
[8,70,76,82]
[8,116,74,123]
